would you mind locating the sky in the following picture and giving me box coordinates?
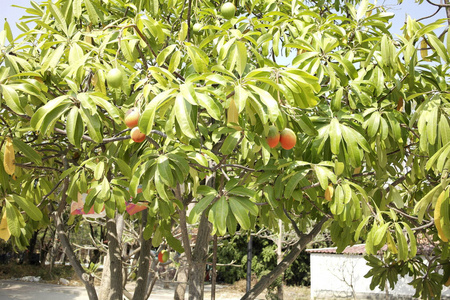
[0,0,447,39]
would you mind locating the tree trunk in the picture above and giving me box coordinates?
[276,220,284,300]
[174,253,189,300]
[188,211,212,300]
[174,184,192,300]
[240,217,328,300]
[145,257,159,299]
[106,215,124,300]
[211,235,217,300]
[49,229,59,273]
[100,214,124,300]
[132,209,152,300]
[246,235,252,292]
[56,158,98,300]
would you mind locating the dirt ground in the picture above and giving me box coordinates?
[0,278,310,300]
[0,263,310,299]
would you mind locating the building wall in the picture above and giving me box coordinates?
[310,253,450,299]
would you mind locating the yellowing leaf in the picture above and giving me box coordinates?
[0,212,11,242]
[325,184,334,201]
[3,137,15,175]
[396,97,404,112]
[420,39,429,61]
[227,98,241,130]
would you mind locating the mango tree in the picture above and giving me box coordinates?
[1,0,450,300]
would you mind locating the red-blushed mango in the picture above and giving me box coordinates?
[130,127,146,143]
[279,128,296,150]
[266,126,280,148]
[158,250,169,263]
[124,108,140,128]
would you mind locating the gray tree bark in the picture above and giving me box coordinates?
[132,209,152,300]
[99,214,124,300]
[187,170,215,300]
[240,217,328,300]
[276,220,284,300]
[188,212,212,300]
[174,184,192,300]
[56,157,98,300]
[174,253,189,300]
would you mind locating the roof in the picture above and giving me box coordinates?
[306,243,435,256]
[306,244,367,255]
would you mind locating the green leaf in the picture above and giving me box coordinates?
[329,118,341,155]
[373,222,389,247]
[220,131,241,155]
[402,222,417,258]
[248,84,280,123]
[66,107,83,148]
[229,186,256,198]
[315,166,329,190]
[296,114,318,136]
[234,85,248,113]
[48,2,68,35]
[147,0,159,17]
[427,34,449,63]
[84,186,100,213]
[79,108,103,143]
[140,88,175,135]
[427,105,438,145]
[97,177,110,202]
[213,196,228,236]
[354,215,371,241]
[114,158,132,178]
[229,197,251,230]
[1,84,23,114]
[414,183,442,222]
[157,156,174,187]
[236,41,247,77]
[40,103,72,136]
[154,172,169,201]
[284,170,307,199]
[395,223,408,261]
[59,166,78,180]
[168,50,181,72]
[157,45,176,66]
[90,94,121,120]
[197,93,221,120]
[175,94,196,138]
[12,138,42,165]
[180,83,197,105]
[43,44,66,71]
[234,197,258,216]
[84,0,100,25]
[186,45,208,74]
[8,194,43,221]
[31,96,71,130]
[5,200,21,237]
[188,194,215,224]
[73,0,82,19]
[94,161,105,180]
[4,20,13,44]
[366,111,381,138]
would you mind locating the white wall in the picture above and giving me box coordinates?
[310,253,450,299]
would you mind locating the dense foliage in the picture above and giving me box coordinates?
[1,0,450,299]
